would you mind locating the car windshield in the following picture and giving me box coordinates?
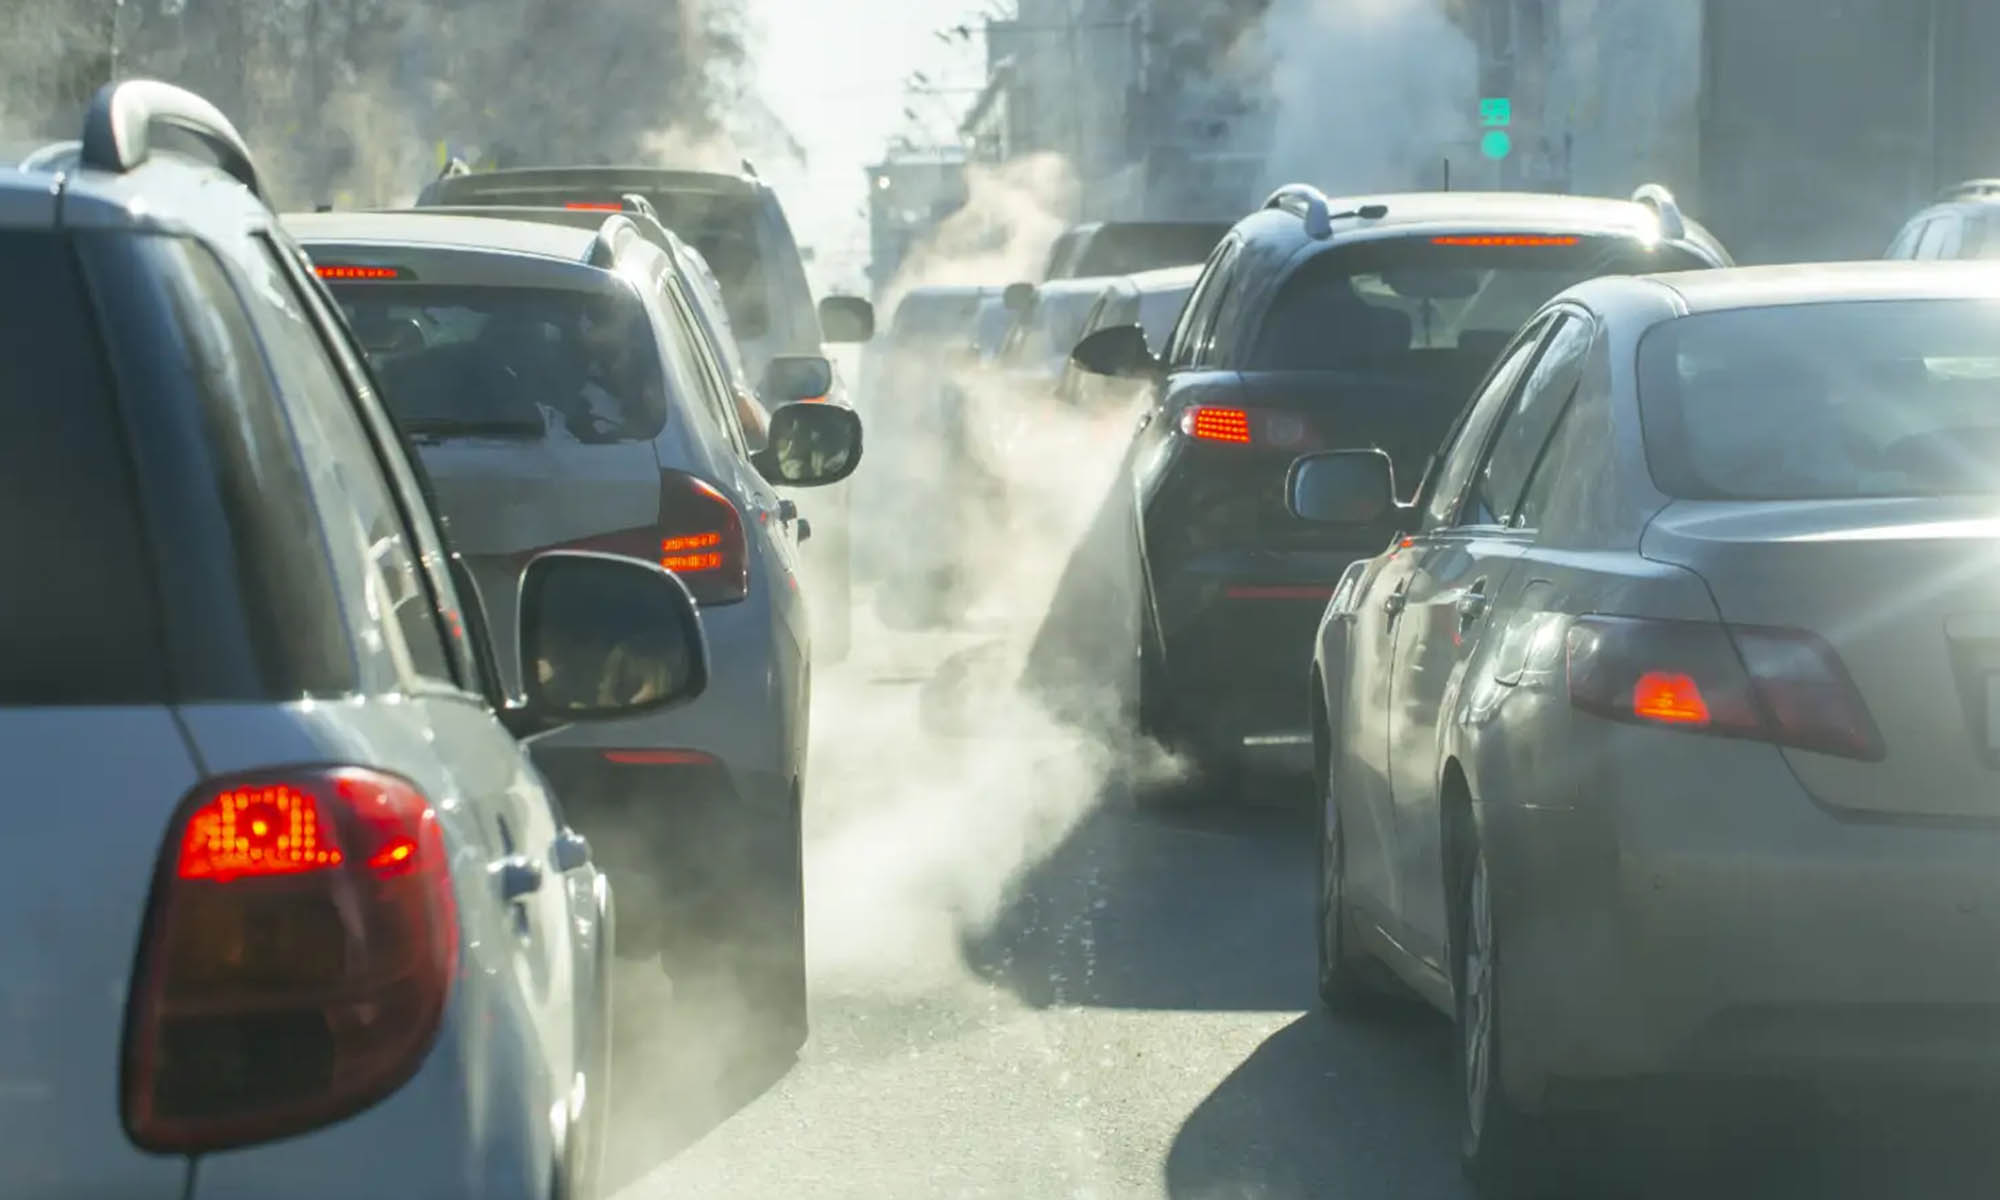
[329,284,668,443]
[1639,298,2000,499]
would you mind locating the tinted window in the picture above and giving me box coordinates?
[1167,239,1237,367]
[144,237,356,698]
[1468,314,1592,525]
[330,283,668,443]
[657,273,749,457]
[1421,319,1549,530]
[1639,300,2000,499]
[1513,389,1584,531]
[1253,236,1708,372]
[1002,290,1101,368]
[0,232,168,704]
[252,244,455,687]
[1066,224,1230,278]
[1138,285,1195,353]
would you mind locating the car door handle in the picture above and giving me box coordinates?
[491,855,544,902]
[1458,581,1490,625]
[1383,582,1409,617]
[551,830,591,874]
[778,499,798,523]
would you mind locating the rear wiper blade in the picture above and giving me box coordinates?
[400,418,543,439]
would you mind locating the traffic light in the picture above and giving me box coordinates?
[1479,97,1512,161]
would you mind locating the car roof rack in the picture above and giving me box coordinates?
[1939,178,2000,202]
[77,79,265,202]
[1263,183,1333,239]
[1630,183,1686,240]
[619,191,661,223]
[585,215,633,268]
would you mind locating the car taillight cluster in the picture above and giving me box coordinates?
[1178,405,1324,451]
[1565,615,1883,761]
[559,469,749,605]
[123,768,458,1152]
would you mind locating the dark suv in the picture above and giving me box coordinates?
[1070,184,1732,783]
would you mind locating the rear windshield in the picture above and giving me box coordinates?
[892,292,987,342]
[1066,224,1230,278]
[0,232,167,703]
[1639,299,2000,499]
[1255,235,1710,373]
[329,284,668,443]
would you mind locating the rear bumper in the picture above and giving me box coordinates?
[1149,549,1355,753]
[1485,718,2000,1109]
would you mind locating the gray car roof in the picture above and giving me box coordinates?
[283,210,600,261]
[1643,260,2000,313]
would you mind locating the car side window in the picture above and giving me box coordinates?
[1167,238,1237,367]
[1914,216,1956,259]
[1931,214,1965,259]
[1886,219,1924,259]
[1418,317,1552,532]
[270,238,483,689]
[242,237,456,692]
[649,273,745,458]
[1466,313,1593,527]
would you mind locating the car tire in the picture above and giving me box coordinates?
[1316,768,1385,1012]
[1456,830,1558,1198]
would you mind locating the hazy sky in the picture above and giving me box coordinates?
[745,0,987,295]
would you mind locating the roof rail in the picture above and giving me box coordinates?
[619,192,661,222]
[1939,178,2000,202]
[20,140,80,173]
[1630,183,1686,240]
[437,156,472,181]
[78,80,264,202]
[585,216,629,269]
[1264,183,1333,239]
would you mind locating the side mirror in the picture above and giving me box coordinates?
[759,354,833,403]
[1002,281,1036,313]
[1070,324,1156,379]
[755,401,863,487]
[819,295,875,343]
[513,552,709,734]
[1286,450,1398,526]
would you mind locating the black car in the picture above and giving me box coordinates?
[1069,184,1733,783]
[1041,220,1234,280]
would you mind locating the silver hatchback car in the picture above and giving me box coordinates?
[2,81,707,1200]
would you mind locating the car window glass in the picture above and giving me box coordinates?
[1513,379,1590,531]
[649,273,742,456]
[1467,314,1593,526]
[1887,221,1923,259]
[667,273,752,457]
[276,240,481,688]
[1168,239,1236,367]
[246,239,455,691]
[1933,214,1965,259]
[0,232,171,704]
[1195,250,1247,366]
[1420,317,1550,531]
[1913,217,1949,259]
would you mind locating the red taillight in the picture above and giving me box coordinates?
[1430,235,1581,247]
[1566,616,1883,760]
[602,748,717,766]
[555,470,749,605]
[313,264,402,281]
[1178,405,1322,450]
[565,201,622,211]
[124,768,458,1152]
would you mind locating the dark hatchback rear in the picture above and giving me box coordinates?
[1080,190,1731,772]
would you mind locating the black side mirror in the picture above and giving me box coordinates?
[1070,324,1156,379]
[1286,450,1398,526]
[760,354,834,403]
[755,401,863,487]
[819,295,875,343]
[512,552,709,735]
[1002,281,1036,313]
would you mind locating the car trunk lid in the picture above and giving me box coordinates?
[1643,498,2000,819]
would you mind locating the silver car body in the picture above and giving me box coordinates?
[1314,261,2000,1108]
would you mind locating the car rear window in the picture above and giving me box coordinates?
[1639,299,2000,499]
[1002,291,1101,367]
[0,232,168,704]
[1254,235,1711,372]
[1067,224,1230,278]
[329,284,668,443]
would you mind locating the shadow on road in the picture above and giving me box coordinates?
[960,790,1317,1012]
[1166,1006,1468,1200]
